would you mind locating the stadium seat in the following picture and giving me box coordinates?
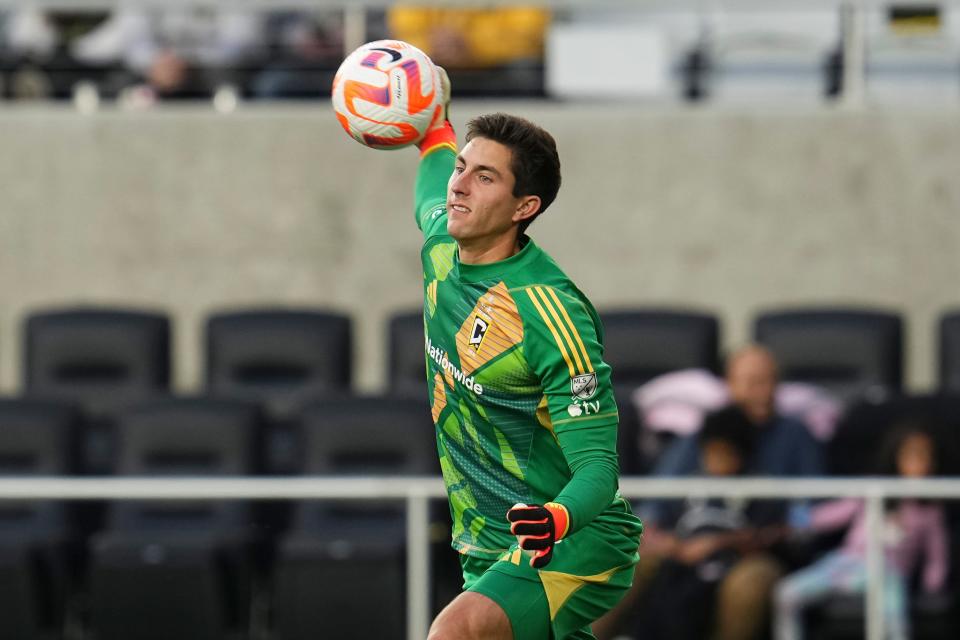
[614,387,644,475]
[700,9,840,104]
[205,308,352,473]
[598,309,721,390]
[0,399,80,640]
[88,398,261,640]
[387,308,427,397]
[827,393,960,477]
[753,308,903,399]
[939,311,960,393]
[273,396,438,639]
[23,307,171,474]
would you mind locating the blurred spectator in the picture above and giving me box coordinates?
[595,345,826,640]
[634,407,788,640]
[651,345,826,478]
[387,5,549,96]
[774,421,949,640]
[3,8,111,99]
[252,11,343,99]
[71,8,265,100]
[633,365,841,443]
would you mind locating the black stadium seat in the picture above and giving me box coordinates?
[753,308,903,399]
[598,309,721,390]
[88,398,261,640]
[388,309,427,397]
[205,308,352,414]
[205,308,352,473]
[0,399,80,640]
[274,396,438,640]
[939,311,960,393]
[23,307,171,473]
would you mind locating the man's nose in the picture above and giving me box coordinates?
[450,171,468,194]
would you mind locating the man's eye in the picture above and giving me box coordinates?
[479,175,492,183]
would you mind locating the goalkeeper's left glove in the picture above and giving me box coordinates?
[417,66,453,152]
[506,502,570,569]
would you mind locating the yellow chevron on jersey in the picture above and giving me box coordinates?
[455,281,524,376]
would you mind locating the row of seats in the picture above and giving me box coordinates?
[0,394,450,640]
[17,305,960,397]
[4,387,960,639]
[12,305,960,475]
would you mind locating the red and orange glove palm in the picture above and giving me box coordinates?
[417,66,453,153]
[507,502,570,569]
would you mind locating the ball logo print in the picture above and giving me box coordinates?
[332,40,444,150]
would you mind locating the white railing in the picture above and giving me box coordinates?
[2,476,959,639]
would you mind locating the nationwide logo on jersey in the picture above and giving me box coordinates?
[570,372,598,400]
[468,316,490,351]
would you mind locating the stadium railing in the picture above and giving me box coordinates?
[1,475,958,640]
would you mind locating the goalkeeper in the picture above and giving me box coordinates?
[413,72,642,640]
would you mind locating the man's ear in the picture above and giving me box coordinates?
[513,195,542,223]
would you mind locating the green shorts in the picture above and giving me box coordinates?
[460,519,641,640]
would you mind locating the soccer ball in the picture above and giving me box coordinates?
[332,40,444,150]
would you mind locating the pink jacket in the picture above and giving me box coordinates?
[810,498,949,593]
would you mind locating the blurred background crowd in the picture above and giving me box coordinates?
[0,3,956,105]
[1,2,960,640]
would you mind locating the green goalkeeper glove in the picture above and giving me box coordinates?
[506,502,570,569]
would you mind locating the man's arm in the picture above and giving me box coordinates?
[413,67,454,239]
[414,122,456,238]
[518,285,621,536]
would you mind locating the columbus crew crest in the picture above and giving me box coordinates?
[468,316,490,351]
[571,373,598,400]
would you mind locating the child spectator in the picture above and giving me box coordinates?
[774,421,949,640]
[635,406,786,640]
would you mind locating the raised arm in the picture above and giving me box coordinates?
[413,68,455,239]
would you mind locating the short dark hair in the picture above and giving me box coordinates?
[698,406,757,461]
[465,113,561,233]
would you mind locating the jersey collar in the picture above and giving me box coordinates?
[455,235,539,283]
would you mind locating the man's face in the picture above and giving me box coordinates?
[447,137,534,248]
[726,349,778,425]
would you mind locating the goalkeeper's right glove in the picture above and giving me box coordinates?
[507,502,570,569]
[417,66,453,153]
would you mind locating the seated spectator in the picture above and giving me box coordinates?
[386,5,549,96]
[652,345,826,477]
[633,364,841,443]
[71,8,265,101]
[774,421,949,640]
[251,10,343,99]
[3,8,111,99]
[635,407,788,639]
[595,344,826,640]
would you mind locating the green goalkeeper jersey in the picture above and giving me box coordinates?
[415,137,641,560]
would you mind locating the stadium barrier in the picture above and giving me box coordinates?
[2,476,959,639]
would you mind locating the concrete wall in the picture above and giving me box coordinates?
[1,103,958,394]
